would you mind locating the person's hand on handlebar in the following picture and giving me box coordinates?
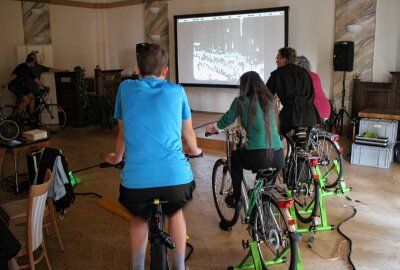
[105,152,123,165]
[185,147,203,158]
[205,123,219,137]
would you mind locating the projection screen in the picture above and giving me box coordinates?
[174,6,289,88]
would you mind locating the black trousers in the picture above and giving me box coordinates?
[0,220,21,269]
[231,148,285,200]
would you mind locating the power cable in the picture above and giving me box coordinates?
[75,192,102,198]
[337,205,357,269]
[193,121,215,130]
[308,195,365,269]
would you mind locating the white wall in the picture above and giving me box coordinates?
[0,1,24,103]
[50,5,100,77]
[168,0,335,112]
[373,0,400,82]
[0,0,399,111]
[106,4,145,74]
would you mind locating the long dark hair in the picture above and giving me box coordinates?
[236,71,277,147]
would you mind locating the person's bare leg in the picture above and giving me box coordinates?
[28,97,35,114]
[7,258,20,270]
[17,96,31,113]
[169,209,186,270]
[129,216,148,270]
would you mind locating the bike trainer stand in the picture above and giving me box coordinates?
[290,164,352,235]
[230,239,303,270]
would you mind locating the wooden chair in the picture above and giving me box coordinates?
[12,169,53,269]
[0,172,65,252]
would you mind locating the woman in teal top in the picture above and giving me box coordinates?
[206,71,285,228]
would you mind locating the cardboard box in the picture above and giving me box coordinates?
[23,129,48,142]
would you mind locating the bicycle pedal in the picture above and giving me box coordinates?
[242,240,249,249]
[242,216,249,224]
[307,236,315,248]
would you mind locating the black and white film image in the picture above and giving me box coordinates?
[177,12,285,86]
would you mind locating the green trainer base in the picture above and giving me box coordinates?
[231,241,303,270]
[291,164,352,234]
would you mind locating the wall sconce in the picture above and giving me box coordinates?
[33,37,45,42]
[346,24,362,33]
[149,7,161,14]
[150,34,161,41]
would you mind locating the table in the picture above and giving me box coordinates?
[0,138,50,193]
[358,108,400,121]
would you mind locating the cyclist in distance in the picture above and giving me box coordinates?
[7,54,47,116]
[27,52,67,79]
[266,47,319,135]
[206,71,285,229]
[105,43,201,270]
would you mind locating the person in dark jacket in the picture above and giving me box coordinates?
[266,47,318,135]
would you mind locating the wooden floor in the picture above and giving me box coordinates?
[1,112,400,270]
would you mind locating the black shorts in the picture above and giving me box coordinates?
[119,181,196,220]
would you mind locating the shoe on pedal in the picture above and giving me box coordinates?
[225,195,241,209]
[225,194,236,208]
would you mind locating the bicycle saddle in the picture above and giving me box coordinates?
[293,127,308,143]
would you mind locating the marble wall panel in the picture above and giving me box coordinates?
[144,1,169,46]
[333,0,376,119]
[22,2,51,45]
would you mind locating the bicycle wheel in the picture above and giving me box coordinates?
[212,159,241,227]
[289,157,320,224]
[150,238,169,270]
[39,104,67,132]
[250,194,298,269]
[313,136,343,189]
[0,119,20,141]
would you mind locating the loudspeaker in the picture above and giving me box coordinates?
[136,43,149,61]
[333,41,354,71]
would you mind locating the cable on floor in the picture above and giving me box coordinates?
[185,242,194,261]
[336,195,366,270]
[75,192,102,198]
[308,195,363,269]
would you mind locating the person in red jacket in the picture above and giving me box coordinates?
[296,55,331,122]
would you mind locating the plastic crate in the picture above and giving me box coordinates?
[359,118,398,144]
[351,143,394,169]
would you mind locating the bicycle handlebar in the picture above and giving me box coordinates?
[99,160,125,169]
[185,150,203,158]
[205,131,219,137]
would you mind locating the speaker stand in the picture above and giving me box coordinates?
[332,71,354,135]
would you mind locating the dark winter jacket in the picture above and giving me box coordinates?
[266,64,319,127]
